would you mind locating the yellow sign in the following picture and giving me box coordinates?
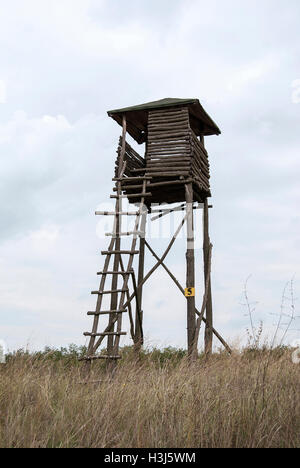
[185,288,195,297]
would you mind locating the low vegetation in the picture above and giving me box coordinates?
[0,345,299,448]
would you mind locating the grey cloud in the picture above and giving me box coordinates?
[0,0,299,350]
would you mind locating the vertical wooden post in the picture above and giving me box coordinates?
[107,220,120,356]
[203,198,213,355]
[134,209,147,351]
[134,141,148,353]
[107,115,126,357]
[185,183,196,357]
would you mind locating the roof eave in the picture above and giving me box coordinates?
[107,98,221,142]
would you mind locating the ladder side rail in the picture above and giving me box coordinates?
[112,180,148,355]
[86,237,116,356]
[92,211,187,353]
[107,121,127,354]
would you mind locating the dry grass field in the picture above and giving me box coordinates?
[0,346,299,448]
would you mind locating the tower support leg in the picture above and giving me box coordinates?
[203,198,213,355]
[107,115,126,367]
[107,214,120,356]
[185,183,196,357]
[134,209,147,353]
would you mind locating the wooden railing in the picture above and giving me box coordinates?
[115,137,145,178]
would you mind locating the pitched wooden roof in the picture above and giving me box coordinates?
[107,98,221,144]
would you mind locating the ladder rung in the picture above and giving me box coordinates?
[91,289,128,295]
[101,250,139,255]
[113,176,152,182]
[87,310,127,316]
[97,271,132,276]
[105,231,143,237]
[84,332,127,337]
[80,355,122,361]
[110,193,152,199]
[95,211,140,216]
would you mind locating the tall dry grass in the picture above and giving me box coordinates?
[0,348,299,448]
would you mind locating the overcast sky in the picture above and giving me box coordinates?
[0,0,300,352]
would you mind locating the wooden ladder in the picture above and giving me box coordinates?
[82,172,152,363]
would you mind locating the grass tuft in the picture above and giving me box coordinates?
[1,345,299,448]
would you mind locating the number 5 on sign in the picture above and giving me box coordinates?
[185,287,195,297]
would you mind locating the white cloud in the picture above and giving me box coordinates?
[0,80,6,103]
[227,56,279,92]
[292,79,300,104]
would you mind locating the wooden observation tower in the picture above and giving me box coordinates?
[82,98,231,366]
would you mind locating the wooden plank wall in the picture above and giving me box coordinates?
[190,130,210,195]
[145,107,211,202]
[146,107,191,178]
[113,108,211,204]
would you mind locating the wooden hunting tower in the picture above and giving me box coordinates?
[82,98,231,367]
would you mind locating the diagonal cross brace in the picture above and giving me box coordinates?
[144,241,231,355]
[92,215,187,353]
[91,215,232,355]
